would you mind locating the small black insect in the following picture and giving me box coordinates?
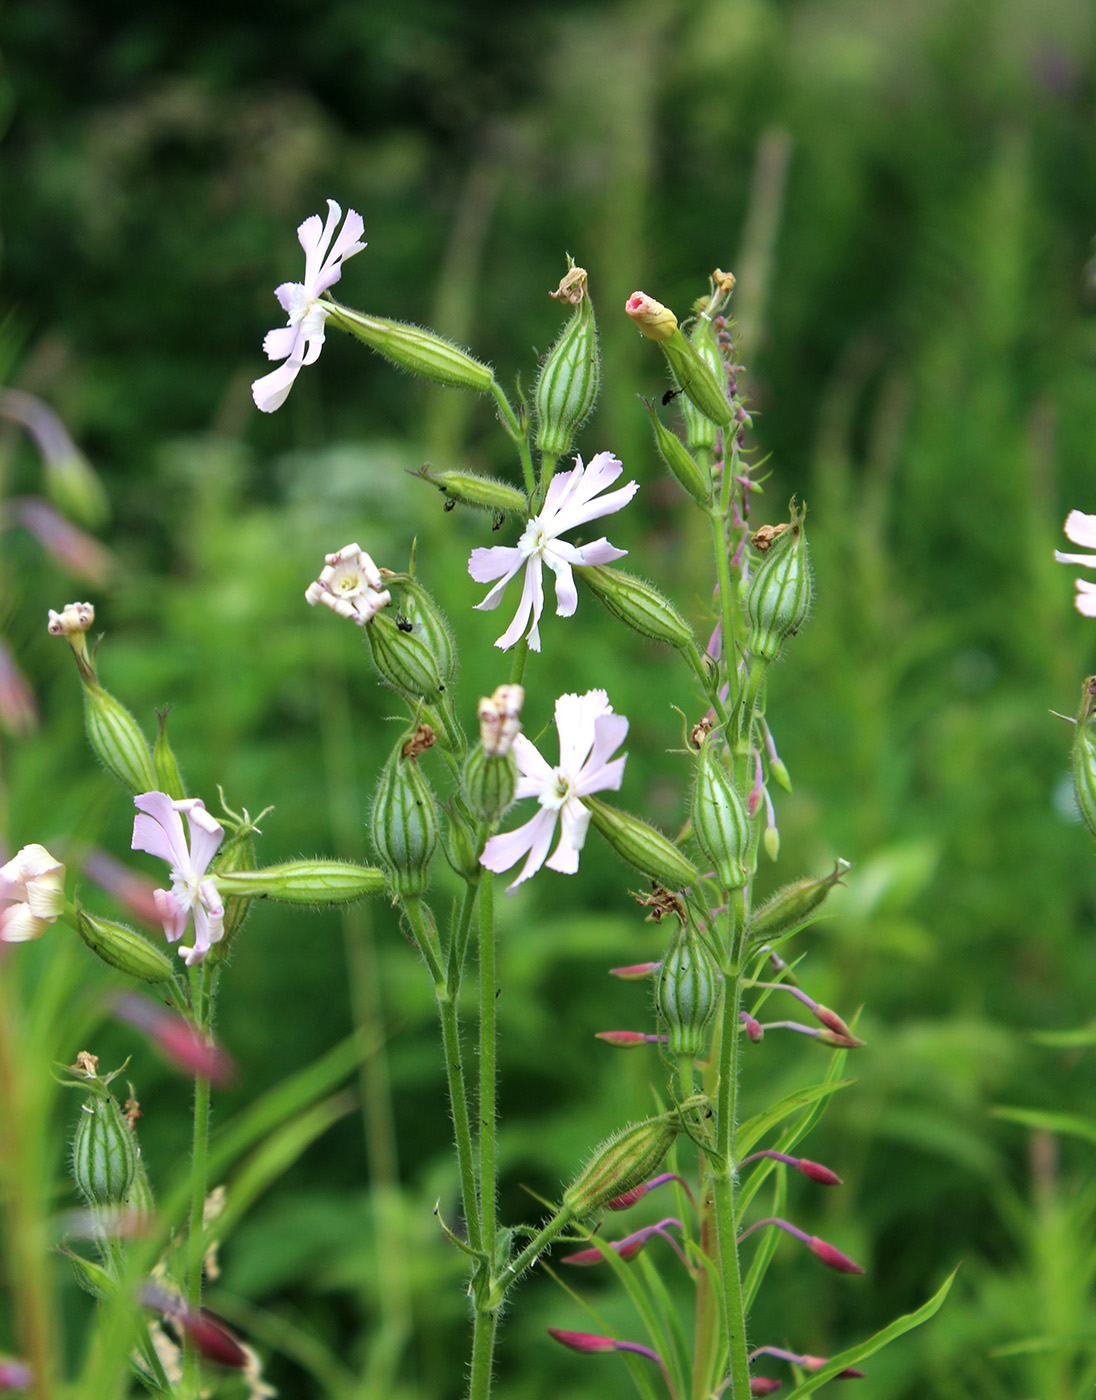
[396,615,414,633]
[662,387,684,406]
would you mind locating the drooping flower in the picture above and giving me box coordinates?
[469,452,638,651]
[0,844,65,943]
[131,793,225,967]
[479,689,628,891]
[252,200,366,413]
[1055,510,1096,616]
[305,543,391,624]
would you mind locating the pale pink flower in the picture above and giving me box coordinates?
[252,200,366,413]
[469,452,638,651]
[0,844,65,943]
[480,689,628,892]
[131,793,225,967]
[1055,510,1096,616]
[304,543,390,624]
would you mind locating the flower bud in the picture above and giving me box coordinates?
[82,680,158,795]
[574,565,695,651]
[75,904,176,984]
[562,1114,683,1219]
[214,859,386,904]
[1072,677,1096,843]
[582,796,699,890]
[627,294,732,429]
[398,578,457,685]
[72,1087,137,1207]
[680,314,725,453]
[324,302,495,392]
[366,613,447,704]
[690,735,750,889]
[625,292,679,342]
[641,399,713,506]
[370,746,439,897]
[477,685,524,757]
[746,505,812,662]
[414,465,527,518]
[0,844,65,944]
[535,263,600,457]
[153,709,186,801]
[463,744,519,823]
[657,924,722,1057]
[746,859,851,946]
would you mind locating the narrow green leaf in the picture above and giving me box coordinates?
[742,1166,786,1311]
[736,1079,855,1158]
[781,1268,958,1399]
[992,1106,1096,1146]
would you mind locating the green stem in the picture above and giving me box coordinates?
[683,640,730,728]
[486,1206,573,1310]
[478,871,498,1253]
[468,1308,499,1400]
[183,962,214,1397]
[403,895,483,1256]
[509,638,529,688]
[710,509,738,698]
[490,382,535,496]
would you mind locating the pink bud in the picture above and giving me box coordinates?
[140,1286,248,1369]
[739,1012,763,1042]
[0,1359,32,1392]
[0,642,38,736]
[82,848,163,927]
[547,1329,618,1355]
[796,1158,843,1186]
[112,993,236,1086]
[750,1380,782,1395]
[808,1236,865,1274]
[816,1028,865,1049]
[800,1355,864,1379]
[813,1003,855,1038]
[609,962,660,979]
[605,1183,649,1210]
[595,1030,665,1047]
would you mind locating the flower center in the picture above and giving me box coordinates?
[541,768,575,812]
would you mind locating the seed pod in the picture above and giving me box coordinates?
[75,906,176,984]
[324,302,495,392]
[370,746,439,898]
[680,315,725,453]
[366,612,447,703]
[641,399,713,506]
[215,859,386,904]
[690,735,750,889]
[746,859,851,946]
[535,267,600,457]
[657,924,722,1057]
[398,579,457,685]
[1072,678,1096,844]
[583,796,698,890]
[415,465,527,518]
[72,1089,137,1207]
[463,743,519,823]
[82,680,157,794]
[746,505,812,662]
[563,1115,682,1220]
[574,565,695,651]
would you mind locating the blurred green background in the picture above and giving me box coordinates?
[3,0,1096,1396]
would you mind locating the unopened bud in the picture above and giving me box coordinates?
[1072,677,1096,843]
[746,859,851,945]
[575,565,695,651]
[624,292,679,342]
[627,293,732,429]
[583,796,699,890]
[463,744,519,823]
[746,504,812,662]
[324,302,495,392]
[750,1380,782,1396]
[563,1113,683,1219]
[595,1030,664,1047]
[75,905,176,984]
[72,1086,137,1207]
[366,612,447,704]
[535,263,600,456]
[415,465,527,518]
[396,578,456,685]
[657,924,722,1057]
[609,961,660,979]
[81,680,158,795]
[214,859,386,904]
[641,398,713,506]
[808,1235,864,1274]
[680,314,725,453]
[690,734,750,889]
[370,745,439,897]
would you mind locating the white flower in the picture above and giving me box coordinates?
[469,452,638,651]
[1056,510,1096,616]
[0,844,65,943]
[132,793,225,967]
[480,689,628,892]
[304,543,391,624]
[252,200,366,414]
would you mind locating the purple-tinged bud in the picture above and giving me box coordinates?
[563,1112,685,1219]
[16,498,113,583]
[750,1380,782,1396]
[0,1358,32,1392]
[548,1330,664,1369]
[808,1236,865,1274]
[625,292,678,342]
[746,859,851,946]
[813,1003,856,1039]
[595,1030,665,1047]
[816,1027,866,1049]
[140,1286,249,1369]
[605,1171,695,1211]
[562,1217,684,1266]
[740,1150,842,1185]
[535,261,600,457]
[749,1347,864,1381]
[740,1012,763,1042]
[745,502,812,662]
[690,731,750,890]
[657,923,722,1057]
[610,961,661,980]
[112,993,236,1085]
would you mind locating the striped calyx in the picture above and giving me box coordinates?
[642,398,713,506]
[463,743,518,823]
[563,1115,682,1220]
[1073,677,1096,845]
[82,679,157,795]
[366,612,447,704]
[680,314,725,453]
[370,744,439,897]
[746,859,852,946]
[324,302,495,392]
[535,264,600,457]
[657,924,722,1057]
[75,905,176,984]
[745,503,812,662]
[690,733,750,889]
[574,564,694,651]
[397,578,457,685]
[72,1088,137,1207]
[583,796,699,890]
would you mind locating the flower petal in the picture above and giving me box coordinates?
[1065,510,1096,549]
[132,793,189,869]
[252,360,303,414]
[545,798,591,873]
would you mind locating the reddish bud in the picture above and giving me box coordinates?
[610,961,660,979]
[796,1158,843,1186]
[740,1012,763,1042]
[112,994,236,1086]
[0,1359,32,1392]
[141,1286,249,1369]
[605,1171,695,1211]
[547,1330,618,1355]
[808,1236,865,1274]
[750,1381,782,1396]
[595,1030,665,1047]
[800,1355,864,1379]
[816,1028,865,1049]
[813,1003,856,1038]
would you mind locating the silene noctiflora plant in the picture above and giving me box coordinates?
[0,203,956,1400]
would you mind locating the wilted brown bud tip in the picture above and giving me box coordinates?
[401,724,436,760]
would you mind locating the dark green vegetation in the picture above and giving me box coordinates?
[3,0,1096,1395]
